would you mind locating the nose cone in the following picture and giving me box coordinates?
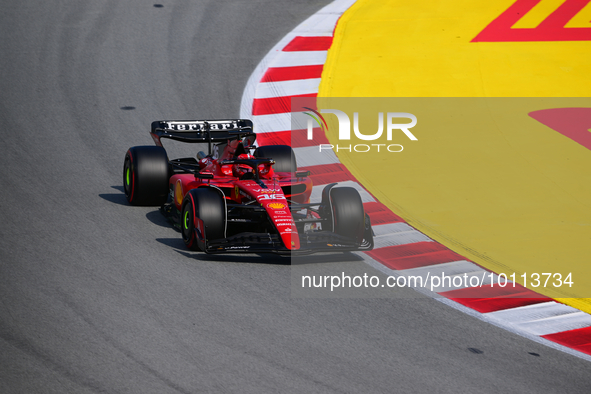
[262,201,300,250]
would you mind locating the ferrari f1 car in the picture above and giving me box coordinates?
[123,119,374,254]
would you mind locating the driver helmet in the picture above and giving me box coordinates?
[233,153,255,178]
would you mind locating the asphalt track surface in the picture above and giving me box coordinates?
[0,1,589,393]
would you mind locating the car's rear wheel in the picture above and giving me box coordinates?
[123,146,169,206]
[181,188,226,251]
[254,145,297,173]
[330,187,365,243]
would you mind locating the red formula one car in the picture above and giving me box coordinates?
[123,119,374,254]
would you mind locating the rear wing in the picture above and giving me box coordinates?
[150,119,256,152]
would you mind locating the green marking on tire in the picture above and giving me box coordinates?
[184,210,190,229]
[126,168,130,185]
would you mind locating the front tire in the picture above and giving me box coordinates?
[123,146,169,206]
[330,187,365,244]
[181,188,226,251]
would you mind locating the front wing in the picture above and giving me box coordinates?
[201,215,374,255]
[161,201,374,254]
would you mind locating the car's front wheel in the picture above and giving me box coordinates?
[181,188,226,251]
[330,187,366,244]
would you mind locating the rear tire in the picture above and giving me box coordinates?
[123,146,169,206]
[254,145,297,173]
[181,188,226,251]
[330,187,365,243]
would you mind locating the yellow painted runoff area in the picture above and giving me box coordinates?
[319,0,591,312]
[565,1,591,28]
[321,0,591,98]
[512,0,566,29]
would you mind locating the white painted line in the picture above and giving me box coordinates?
[252,111,320,135]
[373,230,432,249]
[310,180,376,204]
[432,271,494,293]
[320,0,357,13]
[370,222,433,249]
[400,260,478,278]
[294,146,340,167]
[252,113,307,134]
[255,79,322,99]
[518,312,591,336]
[270,51,328,68]
[251,113,290,134]
[487,301,575,323]
[486,301,591,336]
[372,222,416,237]
[398,261,492,292]
[295,14,343,36]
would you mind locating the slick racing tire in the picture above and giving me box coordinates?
[254,145,297,173]
[123,146,170,206]
[330,187,365,244]
[181,188,226,251]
